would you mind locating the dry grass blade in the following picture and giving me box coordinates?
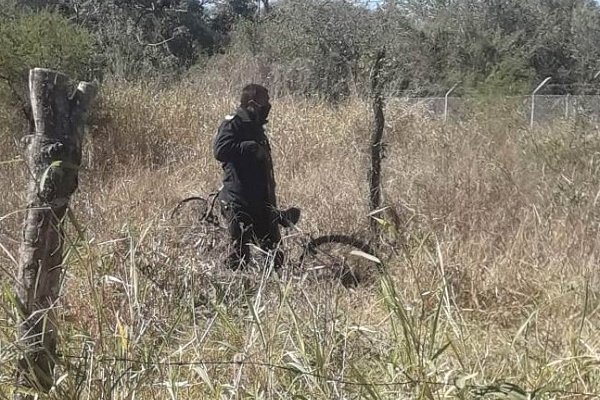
[1,80,599,399]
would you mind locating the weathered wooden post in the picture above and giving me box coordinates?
[14,68,96,399]
[368,49,386,231]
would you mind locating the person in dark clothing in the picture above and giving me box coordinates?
[213,84,284,269]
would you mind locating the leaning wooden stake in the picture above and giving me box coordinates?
[14,68,96,399]
[368,49,386,231]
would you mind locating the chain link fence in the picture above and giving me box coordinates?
[388,95,600,124]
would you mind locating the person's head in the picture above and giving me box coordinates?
[240,84,271,124]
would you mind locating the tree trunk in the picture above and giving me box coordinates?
[369,49,386,231]
[14,68,96,399]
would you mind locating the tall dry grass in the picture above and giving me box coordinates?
[1,76,600,398]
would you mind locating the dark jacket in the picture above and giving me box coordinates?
[214,107,277,210]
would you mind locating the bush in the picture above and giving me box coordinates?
[0,6,94,86]
[229,0,372,101]
[0,3,94,143]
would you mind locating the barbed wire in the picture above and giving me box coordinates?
[53,353,600,398]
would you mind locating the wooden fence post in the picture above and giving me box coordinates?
[14,68,96,399]
[368,49,386,231]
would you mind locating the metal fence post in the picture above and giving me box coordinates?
[530,77,552,128]
[444,83,459,123]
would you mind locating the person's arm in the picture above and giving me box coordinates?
[214,121,265,162]
[264,138,278,207]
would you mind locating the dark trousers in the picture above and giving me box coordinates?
[221,203,283,269]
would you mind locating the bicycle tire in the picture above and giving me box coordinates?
[170,195,228,256]
[299,234,381,287]
[171,195,221,226]
[171,196,207,220]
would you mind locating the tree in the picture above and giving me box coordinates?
[570,0,600,91]
[12,0,600,96]
[210,0,257,34]
[231,0,373,100]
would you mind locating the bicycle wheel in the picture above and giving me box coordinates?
[299,234,381,287]
[170,195,228,256]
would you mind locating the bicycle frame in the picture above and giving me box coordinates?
[171,190,222,226]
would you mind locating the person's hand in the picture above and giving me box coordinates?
[241,141,266,160]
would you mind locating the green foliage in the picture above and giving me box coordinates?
[225,0,600,99]
[55,0,202,80]
[0,4,94,139]
[3,0,600,99]
[231,0,372,100]
[210,0,257,34]
[28,0,260,82]
[473,58,535,96]
[0,7,94,85]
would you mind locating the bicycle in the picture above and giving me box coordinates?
[170,190,382,287]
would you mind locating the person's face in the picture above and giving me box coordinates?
[254,90,270,109]
[249,91,271,123]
